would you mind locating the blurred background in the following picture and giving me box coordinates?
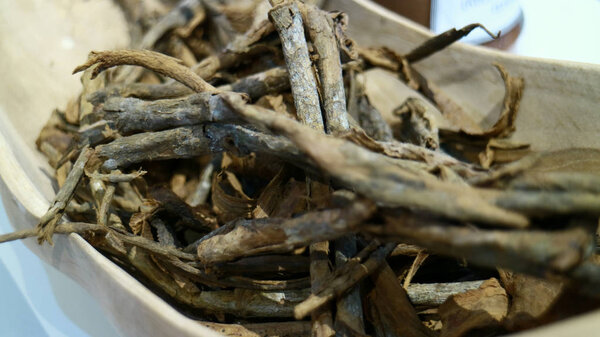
[374,0,599,63]
[0,0,598,336]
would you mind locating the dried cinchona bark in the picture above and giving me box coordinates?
[268,0,323,130]
[8,0,600,334]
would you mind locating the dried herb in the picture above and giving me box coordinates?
[3,1,599,335]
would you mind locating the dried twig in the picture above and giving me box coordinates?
[37,146,93,244]
[196,199,375,264]
[268,0,324,130]
[404,23,499,64]
[294,243,395,319]
[73,50,219,93]
[406,281,485,306]
[303,3,349,134]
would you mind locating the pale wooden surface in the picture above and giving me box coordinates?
[328,0,600,152]
[0,0,599,336]
[0,1,220,336]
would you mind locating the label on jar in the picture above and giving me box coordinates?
[430,0,522,44]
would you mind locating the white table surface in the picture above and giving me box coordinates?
[0,0,598,336]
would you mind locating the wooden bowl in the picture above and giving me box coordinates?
[0,0,598,336]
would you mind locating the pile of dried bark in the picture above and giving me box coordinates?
[3,0,600,336]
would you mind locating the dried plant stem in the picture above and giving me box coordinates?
[368,262,435,337]
[366,215,594,277]
[100,93,237,134]
[196,200,375,264]
[222,94,529,228]
[91,65,290,105]
[97,184,115,227]
[37,146,92,244]
[304,3,349,134]
[294,243,395,319]
[2,222,196,261]
[88,169,146,183]
[129,246,308,318]
[213,254,310,277]
[406,281,486,306]
[404,23,499,64]
[95,123,311,171]
[1,222,103,244]
[403,251,429,289]
[73,49,219,94]
[268,0,324,130]
[333,234,365,334]
[309,241,336,337]
[220,66,291,101]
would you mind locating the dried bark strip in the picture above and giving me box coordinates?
[368,262,435,337]
[406,281,485,306]
[333,234,365,335]
[294,243,395,319]
[87,169,146,183]
[100,93,237,134]
[220,66,291,101]
[304,3,349,134]
[366,215,593,277]
[128,246,308,318]
[439,278,508,337]
[404,23,499,64]
[213,255,310,277]
[196,200,375,264]
[37,145,92,244]
[97,183,115,228]
[222,94,529,228]
[91,65,290,103]
[94,123,310,172]
[73,49,219,93]
[96,126,210,169]
[268,0,324,130]
[310,241,336,337]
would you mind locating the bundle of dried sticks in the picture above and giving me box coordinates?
[3,0,600,336]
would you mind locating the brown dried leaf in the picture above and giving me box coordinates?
[212,170,256,223]
[440,65,527,167]
[271,178,308,218]
[252,166,288,218]
[368,263,435,337]
[129,199,160,240]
